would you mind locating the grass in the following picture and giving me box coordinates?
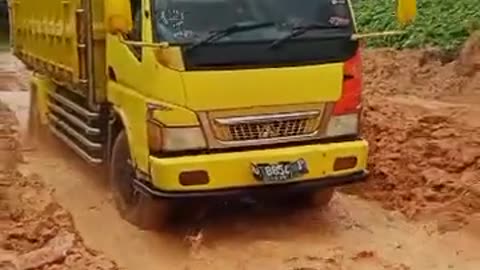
[353,0,480,51]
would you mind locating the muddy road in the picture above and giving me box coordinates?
[1,36,480,269]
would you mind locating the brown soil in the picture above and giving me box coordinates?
[0,52,29,92]
[356,33,480,231]
[0,83,117,269]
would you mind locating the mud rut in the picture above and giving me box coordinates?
[1,36,480,269]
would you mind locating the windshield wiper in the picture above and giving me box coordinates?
[186,21,275,52]
[269,23,349,49]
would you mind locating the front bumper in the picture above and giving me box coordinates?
[135,170,368,199]
[140,140,368,198]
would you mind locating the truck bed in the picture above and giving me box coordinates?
[9,0,105,100]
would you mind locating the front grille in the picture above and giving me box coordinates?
[213,111,322,142]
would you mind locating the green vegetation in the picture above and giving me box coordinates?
[353,0,480,50]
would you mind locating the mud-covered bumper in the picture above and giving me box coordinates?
[138,140,368,198]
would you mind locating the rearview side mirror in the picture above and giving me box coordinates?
[396,0,417,25]
[105,0,133,35]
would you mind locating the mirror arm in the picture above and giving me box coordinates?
[351,30,406,40]
[117,35,169,48]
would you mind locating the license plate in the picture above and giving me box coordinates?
[251,159,309,182]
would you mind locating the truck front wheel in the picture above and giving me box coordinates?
[287,187,335,208]
[306,187,335,207]
[109,131,169,230]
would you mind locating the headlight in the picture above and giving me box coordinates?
[163,127,206,151]
[147,121,207,152]
[326,113,359,137]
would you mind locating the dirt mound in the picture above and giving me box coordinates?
[457,31,480,76]
[357,34,480,231]
[362,33,480,99]
[0,101,118,270]
[362,97,480,217]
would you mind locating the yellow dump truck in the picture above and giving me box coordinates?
[8,0,416,229]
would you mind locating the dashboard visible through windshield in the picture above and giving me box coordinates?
[151,0,354,44]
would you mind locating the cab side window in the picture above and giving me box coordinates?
[127,0,142,59]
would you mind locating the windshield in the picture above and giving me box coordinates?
[151,0,353,44]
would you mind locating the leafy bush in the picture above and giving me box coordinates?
[353,0,480,50]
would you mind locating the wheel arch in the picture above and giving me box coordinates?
[107,106,129,163]
[107,105,149,170]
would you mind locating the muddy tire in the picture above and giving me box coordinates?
[289,187,335,208]
[109,131,169,230]
[309,187,335,207]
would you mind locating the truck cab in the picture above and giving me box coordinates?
[9,0,416,229]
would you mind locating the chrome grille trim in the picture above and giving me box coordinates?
[212,110,322,142]
[214,111,320,125]
[198,103,335,149]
